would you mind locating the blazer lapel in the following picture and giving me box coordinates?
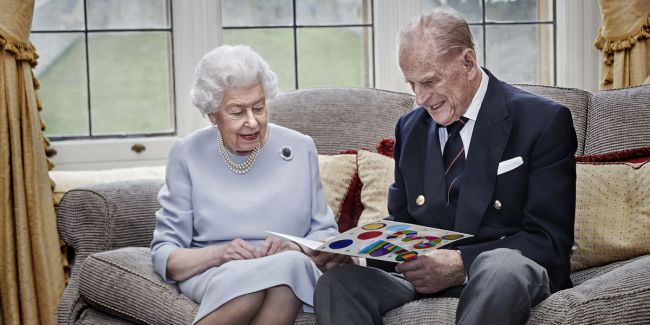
[455,71,512,235]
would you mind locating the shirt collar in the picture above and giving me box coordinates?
[463,68,489,122]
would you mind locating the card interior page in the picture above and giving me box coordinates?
[316,220,473,263]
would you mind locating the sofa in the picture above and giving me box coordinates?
[56,85,650,324]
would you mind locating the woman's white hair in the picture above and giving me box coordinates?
[190,45,278,117]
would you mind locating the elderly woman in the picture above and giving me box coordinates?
[151,45,339,325]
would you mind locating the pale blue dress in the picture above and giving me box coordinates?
[150,123,338,324]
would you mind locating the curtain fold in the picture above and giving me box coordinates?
[595,0,650,89]
[1,0,65,324]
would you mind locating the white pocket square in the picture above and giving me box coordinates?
[497,157,523,175]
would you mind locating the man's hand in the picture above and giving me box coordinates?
[395,249,466,294]
[310,251,355,272]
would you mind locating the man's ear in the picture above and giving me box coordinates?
[460,48,476,72]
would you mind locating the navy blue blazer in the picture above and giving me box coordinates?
[387,70,577,292]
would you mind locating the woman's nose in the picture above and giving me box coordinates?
[245,110,258,127]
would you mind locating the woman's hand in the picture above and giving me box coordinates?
[259,237,291,257]
[310,251,355,272]
[219,238,260,263]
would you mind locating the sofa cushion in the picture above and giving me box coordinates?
[357,150,395,226]
[318,154,357,222]
[515,84,591,156]
[571,161,650,271]
[584,84,650,155]
[78,247,197,324]
[268,88,414,155]
[529,254,650,324]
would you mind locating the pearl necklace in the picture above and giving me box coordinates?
[217,133,260,174]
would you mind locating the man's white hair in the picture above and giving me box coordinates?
[397,8,475,63]
[190,45,278,117]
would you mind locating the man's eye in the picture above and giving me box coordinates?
[230,111,244,116]
[253,107,264,113]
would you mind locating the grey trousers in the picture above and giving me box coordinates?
[314,248,551,325]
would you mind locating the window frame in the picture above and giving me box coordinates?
[48,0,600,170]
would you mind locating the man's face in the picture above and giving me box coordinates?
[399,45,476,126]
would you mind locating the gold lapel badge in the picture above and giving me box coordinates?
[493,199,502,210]
[416,195,425,206]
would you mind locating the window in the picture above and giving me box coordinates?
[421,0,555,85]
[221,0,374,91]
[31,0,175,140]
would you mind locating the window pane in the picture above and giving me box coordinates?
[421,0,482,24]
[87,0,170,30]
[32,33,89,137]
[223,29,296,91]
[32,0,84,31]
[88,32,174,135]
[486,0,552,22]
[470,25,484,66]
[297,27,372,88]
[222,0,293,27]
[296,0,371,25]
[485,24,553,84]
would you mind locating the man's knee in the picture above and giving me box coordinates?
[471,248,548,287]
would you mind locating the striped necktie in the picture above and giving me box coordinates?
[442,117,469,216]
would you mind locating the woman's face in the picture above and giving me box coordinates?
[210,83,268,155]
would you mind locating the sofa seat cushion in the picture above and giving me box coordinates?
[78,247,197,324]
[529,254,650,324]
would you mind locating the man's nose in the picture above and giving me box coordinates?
[414,84,430,106]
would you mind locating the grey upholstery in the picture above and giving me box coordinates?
[514,84,591,156]
[58,86,650,324]
[585,84,650,155]
[269,88,414,154]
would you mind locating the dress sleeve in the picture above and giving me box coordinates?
[304,137,340,241]
[151,139,194,283]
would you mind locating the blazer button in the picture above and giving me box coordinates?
[493,199,502,210]
[416,195,425,206]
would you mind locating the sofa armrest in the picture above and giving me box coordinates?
[78,247,197,324]
[528,254,650,324]
[57,179,164,257]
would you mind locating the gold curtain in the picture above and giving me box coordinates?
[0,0,65,324]
[595,0,650,89]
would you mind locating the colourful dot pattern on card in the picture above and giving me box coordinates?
[362,223,386,230]
[328,239,353,249]
[358,240,418,261]
[357,231,383,240]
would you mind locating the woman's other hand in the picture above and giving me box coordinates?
[310,251,354,272]
[219,238,261,263]
[259,237,291,257]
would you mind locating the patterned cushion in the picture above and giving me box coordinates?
[318,154,357,221]
[356,150,394,226]
[571,161,650,271]
[585,84,650,155]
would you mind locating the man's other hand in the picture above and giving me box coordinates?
[395,249,466,294]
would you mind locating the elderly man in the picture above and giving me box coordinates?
[314,9,576,325]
